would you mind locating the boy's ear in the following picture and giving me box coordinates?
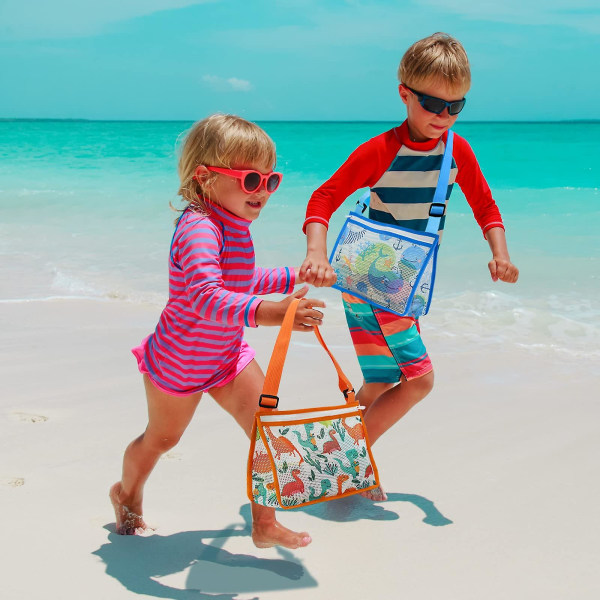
[398,84,410,106]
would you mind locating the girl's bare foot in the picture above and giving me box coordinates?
[109,482,151,535]
[252,519,311,549]
[360,485,388,502]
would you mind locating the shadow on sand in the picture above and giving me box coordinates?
[94,493,450,598]
[300,491,453,526]
[93,506,316,600]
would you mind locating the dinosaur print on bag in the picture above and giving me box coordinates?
[250,409,378,509]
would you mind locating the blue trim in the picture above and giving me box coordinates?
[244,297,258,326]
[284,266,291,293]
[348,213,438,244]
[169,209,188,269]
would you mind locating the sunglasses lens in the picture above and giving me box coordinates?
[449,100,466,115]
[266,173,281,192]
[243,172,261,192]
[422,98,446,114]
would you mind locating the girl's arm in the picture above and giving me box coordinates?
[178,220,263,327]
[254,285,326,331]
[251,266,295,295]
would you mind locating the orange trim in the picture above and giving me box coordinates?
[255,401,360,419]
[257,410,363,429]
[276,482,379,510]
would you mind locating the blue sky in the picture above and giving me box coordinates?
[1,0,599,121]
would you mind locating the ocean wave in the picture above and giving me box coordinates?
[425,290,599,362]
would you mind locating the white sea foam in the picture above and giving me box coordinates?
[51,269,103,297]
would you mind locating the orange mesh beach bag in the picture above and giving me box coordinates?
[247,299,379,509]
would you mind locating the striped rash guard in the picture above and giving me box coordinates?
[304,121,504,238]
[136,202,295,395]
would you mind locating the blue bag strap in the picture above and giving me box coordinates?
[425,130,454,234]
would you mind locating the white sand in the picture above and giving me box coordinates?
[1,298,599,599]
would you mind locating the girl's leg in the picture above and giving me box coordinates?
[358,372,434,501]
[208,359,312,550]
[110,374,202,534]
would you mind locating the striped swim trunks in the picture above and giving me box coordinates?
[341,292,432,383]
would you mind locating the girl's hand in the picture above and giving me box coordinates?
[488,257,519,283]
[255,286,326,330]
[299,252,337,287]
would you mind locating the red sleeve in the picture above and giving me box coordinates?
[453,134,504,238]
[303,128,402,232]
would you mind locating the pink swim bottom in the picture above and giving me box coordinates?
[132,336,256,397]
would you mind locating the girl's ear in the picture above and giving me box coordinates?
[398,84,410,106]
[194,165,209,182]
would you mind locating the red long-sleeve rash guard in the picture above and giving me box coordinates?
[303,121,504,238]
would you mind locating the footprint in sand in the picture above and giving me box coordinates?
[6,478,25,487]
[162,452,183,460]
[11,412,48,423]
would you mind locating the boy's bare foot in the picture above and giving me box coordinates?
[360,485,388,502]
[109,482,151,535]
[252,519,312,550]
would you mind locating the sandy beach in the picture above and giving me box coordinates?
[1,297,598,599]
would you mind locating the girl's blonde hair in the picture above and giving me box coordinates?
[398,32,471,95]
[177,114,277,213]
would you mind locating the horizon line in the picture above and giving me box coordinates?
[1,118,599,125]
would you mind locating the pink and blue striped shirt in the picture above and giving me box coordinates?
[137,202,295,394]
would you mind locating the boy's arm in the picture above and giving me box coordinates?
[300,222,337,287]
[302,129,401,287]
[485,227,519,283]
[453,135,518,284]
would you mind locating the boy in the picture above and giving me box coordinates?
[299,32,519,500]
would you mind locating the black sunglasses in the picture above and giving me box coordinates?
[404,84,466,116]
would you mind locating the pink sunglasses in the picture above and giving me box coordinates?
[205,166,283,193]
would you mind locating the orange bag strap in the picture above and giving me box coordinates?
[259,298,355,409]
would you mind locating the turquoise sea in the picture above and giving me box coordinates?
[1,120,598,363]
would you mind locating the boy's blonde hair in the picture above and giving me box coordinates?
[177,114,276,212]
[398,32,471,94]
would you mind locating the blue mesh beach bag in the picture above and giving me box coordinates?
[329,130,454,318]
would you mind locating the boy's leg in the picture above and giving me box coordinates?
[342,293,435,499]
[208,359,312,550]
[363,305,434,443]
[110,374,202,534]
[361,371,434,444]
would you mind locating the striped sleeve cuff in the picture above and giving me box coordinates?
[302,216,330,233]
[244,296,263,328]
[482,222,505,239]
[284,266,296,293]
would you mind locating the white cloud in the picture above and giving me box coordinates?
[202,75,253,92]
[0,0,213,39]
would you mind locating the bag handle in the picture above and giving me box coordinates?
[259,298,355,409]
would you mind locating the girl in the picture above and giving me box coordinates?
[110,114,324,549]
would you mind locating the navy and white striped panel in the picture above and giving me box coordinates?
[369,139,457,234]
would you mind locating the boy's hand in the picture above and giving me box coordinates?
[299,252,337,287]
[255,286,325,331]
[488,257,519,283]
